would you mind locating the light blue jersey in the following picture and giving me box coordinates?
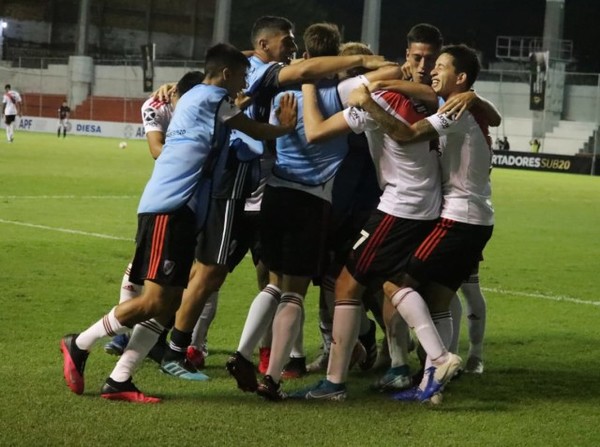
[137,84,240,225]
[270,79,347,188]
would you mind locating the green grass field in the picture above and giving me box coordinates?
[1,132,599,446]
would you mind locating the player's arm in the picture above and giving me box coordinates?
[278,55,396,86]
[228,92,297,140]
[146,131,165,160]
[439,91,502,126]
[302,83,351,143]
[349,84,437,144]
[367,79,438,111]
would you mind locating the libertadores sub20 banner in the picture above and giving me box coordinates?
[492,150,596,175]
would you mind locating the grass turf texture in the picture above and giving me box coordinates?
[1,132,599,446]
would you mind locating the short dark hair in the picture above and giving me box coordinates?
[176,71,205,96]
[4,84,10,90]
[406,23,443,49]
[441,44,481,89]
[204,43,250,77]
[303,23,341,57]
[251,16,294,45]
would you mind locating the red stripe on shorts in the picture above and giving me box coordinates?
[355,214,395,274]
[414,218,453,261]
[148,215,168,279]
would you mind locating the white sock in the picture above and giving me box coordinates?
[237,284,281,360]
[461,276,486,359]
[290,306,305,358]
[386,311,410,368]
[119,263,143,304]
[109,319,165,382]
[76,307,128,350]
[390,288,447,363]
[326,302,361,384]
[266,293,304,382]
[449,294,462,353]
[191,290,219,349]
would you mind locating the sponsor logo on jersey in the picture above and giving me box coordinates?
[143,107,157,124]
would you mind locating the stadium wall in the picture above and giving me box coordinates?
[15,116,145,140]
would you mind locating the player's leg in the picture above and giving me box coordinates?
[188,290,219,368]
[61,208,196,395]
[104,262,143,356]
[100,281,184,403]
[461,266,486,373]
[161,261,227,378]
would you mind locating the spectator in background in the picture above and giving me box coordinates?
[530,138,540,153]
[58,100,71,138]
[502,136,510,150]
[2,84,22,143]
[495,137,502,150]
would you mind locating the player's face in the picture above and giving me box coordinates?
[405,42,438,85]
[267,31,298,64]
[225,66,248,97]
[430,53,458,98]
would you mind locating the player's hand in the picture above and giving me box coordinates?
[235,91,252,110]
[400,61,413,81]
[361,55,398,70]
[275,93,297,130]
[348,84,372,108]
[438,91,478,120]
[152,83,177,103]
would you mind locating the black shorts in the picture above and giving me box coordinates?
[346,209,437,286]
[260,185,330,277]
[195,198,260,270]
[407,218,493,291]
[4,115,16,125]
[129,206,197,287]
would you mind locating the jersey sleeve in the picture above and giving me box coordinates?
[425,111,466,136]
[337,75,368,108]
[343,106,378,134]
[142,102,167,133]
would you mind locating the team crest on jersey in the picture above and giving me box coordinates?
[143,107,157,124]
[163,260,175,276]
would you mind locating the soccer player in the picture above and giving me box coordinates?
[350,44,496,402]
[60,43,298,403]
[103,71,205,360]
[2,84,22,143]
[157,15,394,381]
[308,41,383,375]
[57,101,71,138]
[291,25,474,402]
[246,22,355,400]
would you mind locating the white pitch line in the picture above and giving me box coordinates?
[482,287,600,307]
[0,195,137,200]
[0,218,133,241]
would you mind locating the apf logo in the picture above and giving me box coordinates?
[18,119,33,129]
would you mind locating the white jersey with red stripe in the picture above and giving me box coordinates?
[2,90,22,116]
[426,109,494,225]
[339,77,441,221]
[141,97,173,135]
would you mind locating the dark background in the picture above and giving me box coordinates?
[228,0,600,72]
